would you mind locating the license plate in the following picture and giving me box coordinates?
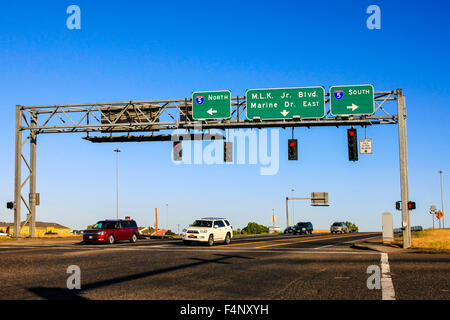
[89,236,93,239]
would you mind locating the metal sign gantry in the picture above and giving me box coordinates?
[12,89,412,248]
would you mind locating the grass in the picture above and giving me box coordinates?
[394,228,450,250]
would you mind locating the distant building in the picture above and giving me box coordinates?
[0,222,71,237]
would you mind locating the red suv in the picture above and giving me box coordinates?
[83,219,139,244]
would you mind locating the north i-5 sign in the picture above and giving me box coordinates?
[330,84,374,116]
[192,90,231,120]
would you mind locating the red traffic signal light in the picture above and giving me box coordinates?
[407,201,416,210]
[288,139,298,160]
[347,128,358,161]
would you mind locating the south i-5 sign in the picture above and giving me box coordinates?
[192,90,231,120]
[330,84,374,116]
[246,86,325,120]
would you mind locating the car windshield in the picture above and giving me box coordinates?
[297,223,309,227]
[92,221,117,230]
[332,223,343,226]
[191,220,212,228]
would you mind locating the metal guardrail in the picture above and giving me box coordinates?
[394,226,423,233]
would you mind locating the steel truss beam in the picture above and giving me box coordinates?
[13,89,411,248]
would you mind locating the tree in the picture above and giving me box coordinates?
[242,222,269,234]
[345,221,359,232]
[165,230,175,236]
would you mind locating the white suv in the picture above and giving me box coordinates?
[182,217,233,246]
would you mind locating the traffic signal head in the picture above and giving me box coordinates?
[288,139,298,160]
[347,128,358,161]
[407,201,416,210]
[224,142,233,162]
[395,201,401,210]
[173,141,182,161]
[6,201,14,210]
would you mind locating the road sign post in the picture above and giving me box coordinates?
[246,87,325,120]
[192,90,231,120]
[330,84,374,116]
[430,205,437,229]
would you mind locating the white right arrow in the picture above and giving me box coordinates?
[280,110,289,117]
[207,108,217,115]
[346,103,359,111]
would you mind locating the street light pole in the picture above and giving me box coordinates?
[114,149,121,220]
[439,170,445,228]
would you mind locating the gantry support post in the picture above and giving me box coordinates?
[397,89,411,248]
[13,105,22,238]
[29,111,37,238]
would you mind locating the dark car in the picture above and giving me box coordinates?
[283,226,295,234]
[293,222,313,235]
[83,218,139,244]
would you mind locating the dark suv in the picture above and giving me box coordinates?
[83,218,139,244]
[293,222,313,235]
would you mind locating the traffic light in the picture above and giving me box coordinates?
[6,201,13,210]
[173,141,182,161]
[288,139,298,160]
[224,142,233,162]
[395,201,401,210]
[347,128,358,161]
[407,201,416,210]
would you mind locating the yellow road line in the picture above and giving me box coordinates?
[254,233,373,248]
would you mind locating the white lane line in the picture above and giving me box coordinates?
[313,235,381,249]
[116,247,380,255]
[380,253,395,300]
[344,235,381,244]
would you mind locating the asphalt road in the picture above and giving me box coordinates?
[0,232,448,300]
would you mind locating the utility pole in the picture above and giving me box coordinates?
[114,149,121,219]
[155,208,158,234]
[439,170,445,228]
[291,188,295,226]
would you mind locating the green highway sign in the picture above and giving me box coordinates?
[330,84,374,116]
[192,90,231,120]
[246,87,325,120]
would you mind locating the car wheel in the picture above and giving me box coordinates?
[130,233,137,243]
[107,234,115,244]
[224,233,231,245]
[208,234,214,246]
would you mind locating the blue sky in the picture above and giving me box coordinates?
[0,0,449,232]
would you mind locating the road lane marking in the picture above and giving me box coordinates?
[218,233,375,248]
[216,233,359,247]
[254,233,373,248]
[380,253,395,300]
[314,235,382,249]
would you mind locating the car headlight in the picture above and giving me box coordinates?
[200,230,208,233]
[98,231,106,235]
[302,228,306,230]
